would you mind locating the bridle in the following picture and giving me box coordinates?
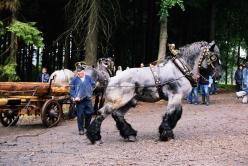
[198,47,219,70]
[98,58,115,77]
[168,45,220,85]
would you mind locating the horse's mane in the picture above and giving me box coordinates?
[178,41,209,68]
[157,41,209,67]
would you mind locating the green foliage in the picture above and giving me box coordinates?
[0,20,5,36]
[218,84,235,92]
[0,63,20,81]
[159,0,184,19]
[7,20,44,48]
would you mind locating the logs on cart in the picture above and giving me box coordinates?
[0,82,70,96]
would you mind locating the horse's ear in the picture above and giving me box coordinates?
[209,41,216,52]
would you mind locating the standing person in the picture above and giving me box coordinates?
[235,64,243,92]
[116,66,123,75]
[208,76,213,94]
[199,68,211,105]
[70,66,96,135]
[187,83,199,105]
[242,62,248,93]
[38,67,50,82]
[140,63,144,68]
[211,76,218,94]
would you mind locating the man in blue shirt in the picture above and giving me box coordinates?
[70,66,96,135]
[38,67,50,82]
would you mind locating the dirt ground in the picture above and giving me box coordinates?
[0,92,248,166]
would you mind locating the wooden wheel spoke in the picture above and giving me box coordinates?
[41,99,62,127]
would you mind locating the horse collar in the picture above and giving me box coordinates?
[171,56,197,86]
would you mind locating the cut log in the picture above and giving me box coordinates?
[0,82,69,96]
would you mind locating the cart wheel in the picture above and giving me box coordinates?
[41,99,62,127]
[0,110,19,127]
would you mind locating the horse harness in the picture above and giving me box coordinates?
[170,44,218,84]
[149,66,167,99]
[149,44,218,99]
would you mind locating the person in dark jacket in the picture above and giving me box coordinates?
[199,68,211,105]
[235,64,243,91]
[70,66,96,135]
[38,67,50,82]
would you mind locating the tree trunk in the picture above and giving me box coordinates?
[36,48,40,78]
[209,0,217,41]
[225,51,228,85]
[7,24,17,65]
[157,16,167,62]
[237,41,241,66]
[0,82,69,96]
[85,0,99,66]
[28,46,34,81]
[64,37,70,69]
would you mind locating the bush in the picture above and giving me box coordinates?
[0,63,20,81]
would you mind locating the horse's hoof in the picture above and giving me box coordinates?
[160,130,174,141]
[94,140,103,145]
[127,135,137,142]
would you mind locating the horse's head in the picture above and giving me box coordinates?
[97,57,115,76]
[179,41,221,80]
[198,41,221,80]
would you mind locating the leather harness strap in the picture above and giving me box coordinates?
[171,57,197,86]
[149,66,166,99]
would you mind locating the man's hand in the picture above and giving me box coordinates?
[96,81,100,87]
[75,97,80,102]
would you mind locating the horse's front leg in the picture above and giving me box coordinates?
[112,100,137,142]
[99,92,105,108]
[86,104,112,144]
[93,94,100,112]
[159,94,183,141]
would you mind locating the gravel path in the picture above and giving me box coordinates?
[0,93,248,166]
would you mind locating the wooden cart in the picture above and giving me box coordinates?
[0,81,73,127]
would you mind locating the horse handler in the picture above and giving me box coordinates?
[70,66,96,135]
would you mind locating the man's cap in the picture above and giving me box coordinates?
[76,66,85,72]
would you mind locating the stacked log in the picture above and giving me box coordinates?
[0,82,70,96]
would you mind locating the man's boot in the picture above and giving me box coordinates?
[206,96,209,106]
[201,95,206,104]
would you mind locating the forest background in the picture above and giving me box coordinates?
[0,0,247,84]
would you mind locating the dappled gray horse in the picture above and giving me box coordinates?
[50,58,115,87]
[86,41,221,144]
[49,69,75,85]
[93,57,115,110]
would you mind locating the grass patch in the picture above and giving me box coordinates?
[218,84,236,92]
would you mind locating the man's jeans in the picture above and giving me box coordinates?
[187,87,198,104]
[76,99,94,131]
[200,84,209,96]
[210,82,218,94]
